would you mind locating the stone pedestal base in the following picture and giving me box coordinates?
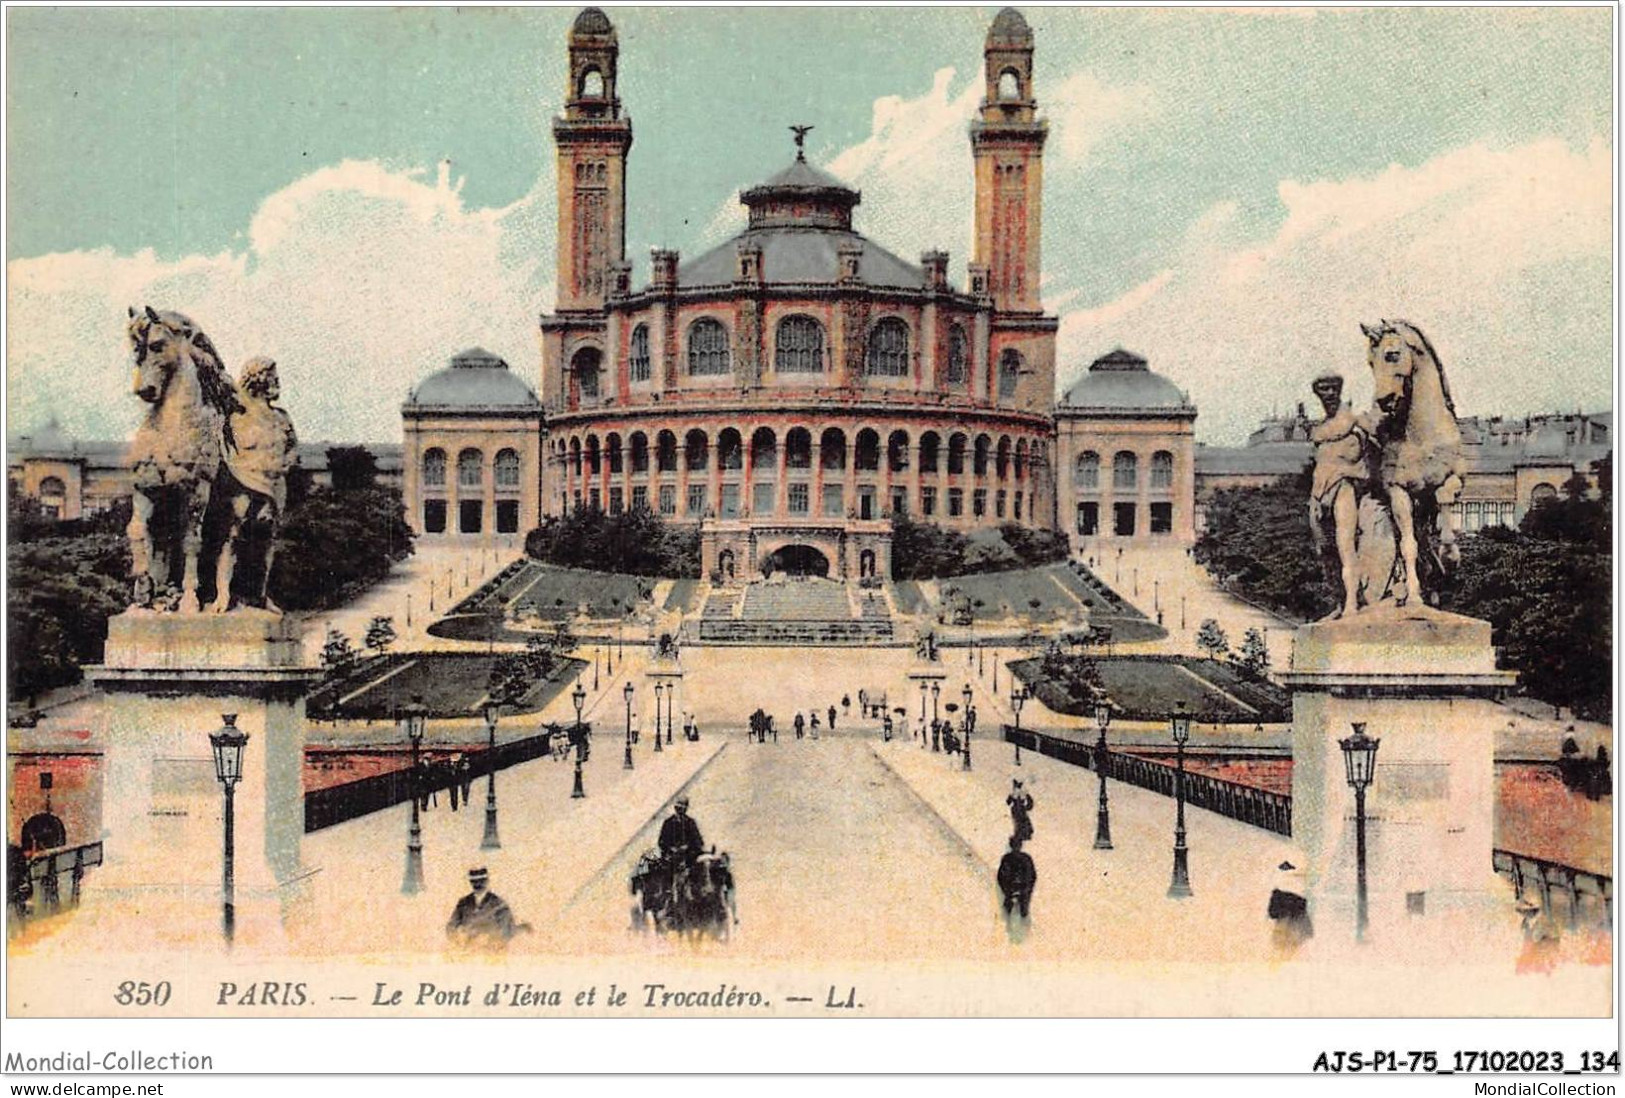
[1280,604,1517,947]
[86,610,319,949]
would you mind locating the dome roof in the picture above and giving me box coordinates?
[572,7,613,35]
[673,157,925,290]
[408,348,539,410]
[1061,349,1193,413]
[989,7,1033,41]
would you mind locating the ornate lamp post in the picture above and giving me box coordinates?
[1010,686,1028,766]
[480,701,502,850]
[1339,723,1381,941]
[961,683,974,771]
[623,681,636,770]
[571,682,587,799]
[400,695,427,895]
[919,680,928,721]
[993,653,1000,693]
[1093,701,1114,851]
[208,714,248,944]
[653,682,664,753]
[930,683,941,752]
[665,686,675,746]
[593,645,601,690]
[1167,701,1193,898]
[978,642,985,677]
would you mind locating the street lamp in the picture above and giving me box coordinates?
[623,681,636,771]
[1339,722,1381,941]
[1167,701,1193,898]
[571,682,587,799]
[593,645,601,690]
[653,682,664,753]
[665,685,674,745]
[480,701,501,850]
[208,714,249,944]
[919,680,928,721]
[1010,686,1029,766]
[930,683,941,752]
[978,643,985,676]
[961,683,974,771]
[1093,701,1114,851]
[400,695,428,895]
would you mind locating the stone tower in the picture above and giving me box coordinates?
[553,7,633,313]
[970,7,1047,316]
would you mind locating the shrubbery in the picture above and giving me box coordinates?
[890,515,1068,580]
[525,505,700,577]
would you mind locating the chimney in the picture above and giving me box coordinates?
[735,241,764,285]
[837,241,864,284]
[609,260,632,300]
[967,262,991,299]
[651,248,680,291]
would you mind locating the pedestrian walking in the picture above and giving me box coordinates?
[768,716,777,743]
[842,693,851,712]
[458,755,473,803]
[447,866,527,950]
[828,705,837,731]
[794,713,805,740]
[882,714,893,742]
[997,837,1037,923]
[810,712,820,739]
[1007,778,1034,844]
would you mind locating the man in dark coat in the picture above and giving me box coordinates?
[446,866,517,948]
[997,836,1037,920]
[794,713,805,740]
[828,705,837,731]
[658,795,705,866]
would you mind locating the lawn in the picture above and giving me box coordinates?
[453,560,654,621]
[1008,653,1291,724]
[308,651,586,720]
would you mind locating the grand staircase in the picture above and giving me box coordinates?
[696,578,894,645]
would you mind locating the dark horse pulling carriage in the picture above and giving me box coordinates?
[630,848,736,940]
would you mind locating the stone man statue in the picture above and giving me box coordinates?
[210,356,298,613]
[1307,373,1374,619]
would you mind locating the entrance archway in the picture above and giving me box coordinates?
[718,549,736,581]
[763,544,830,578]
[859,548,877,579]
[20,811,66,855]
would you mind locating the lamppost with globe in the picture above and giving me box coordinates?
[623,681,636,770]
[930,683,941,752]
[1010,686,1029,766]
[1093,700,1114,850]
[961,683,974,771]
[400,695,428,895]
[1167,700,1193,898]
[480,700,501,850]
[1339,723,1381,941]
[571,681,587,799]
[653,682,664,752]
[208,714,248,944]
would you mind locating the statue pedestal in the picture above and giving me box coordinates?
[1280,605,1518,947]
[86,609,319,950]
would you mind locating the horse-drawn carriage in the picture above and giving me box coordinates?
[629,848,736,940]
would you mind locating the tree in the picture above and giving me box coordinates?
[1195,619,1230,661]
[525,505,698,577]
[326,446,380,492]
[1037,644,1103,709]
[319,629,359,679]
[485,652,535,712]
[1238,627,1270,679]
[269,485,415,611]
[364,615,397,656]
[1194,473,1336,621]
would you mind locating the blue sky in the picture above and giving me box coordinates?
[6,6,1613,444]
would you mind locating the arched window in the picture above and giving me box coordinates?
[494,449,521,488]
[38,476,65,499]
[580,67,605,98]
[998,349,1022,398]
[1531,483,1558,506]
[630,432,650,474]
[656,431,678,473]
[820,428,847,471]
[750,427,777,472]
[775,315,825,373]
[688,318,731,376]
[423,449,447,487]
[1015,439,1028,479]
[717,428,743,471]
[569,438,582,476]
[629,324,651,383]
[919,432,941,474]
[888,430,911,473]
[606,433,623,474]
[974,435,991,477]
[685,429,710,471]
[855,429,881,472]
[946,325,969,386]
[1076,451,1099,490]
[584,436,601,476]
[458,448,484,488]
[1113,451,1138,491]
[865,318,910,377]
[1150,451,1174,490]
[998,69,1021,100]
[786,428,812,469]
[948,433,968,475]
[572,347,602,400]
[996,437,1012,479]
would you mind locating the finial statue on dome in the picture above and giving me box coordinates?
[789,124,814,162]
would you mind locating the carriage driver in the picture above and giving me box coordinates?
[658,794,705,868]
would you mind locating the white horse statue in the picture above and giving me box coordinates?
[1359,319,1466,608]
[125,307,241,611]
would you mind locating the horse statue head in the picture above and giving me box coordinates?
[1362,319,1458,437]
[127,306,238,418]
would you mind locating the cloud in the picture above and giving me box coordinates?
[7,159,554,444]
[1059,136,1614,441]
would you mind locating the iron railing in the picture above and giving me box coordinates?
[304,723,589,833]
[1494,848,1613,930]
[16,841,103,919]
[1005,726,1292,836]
